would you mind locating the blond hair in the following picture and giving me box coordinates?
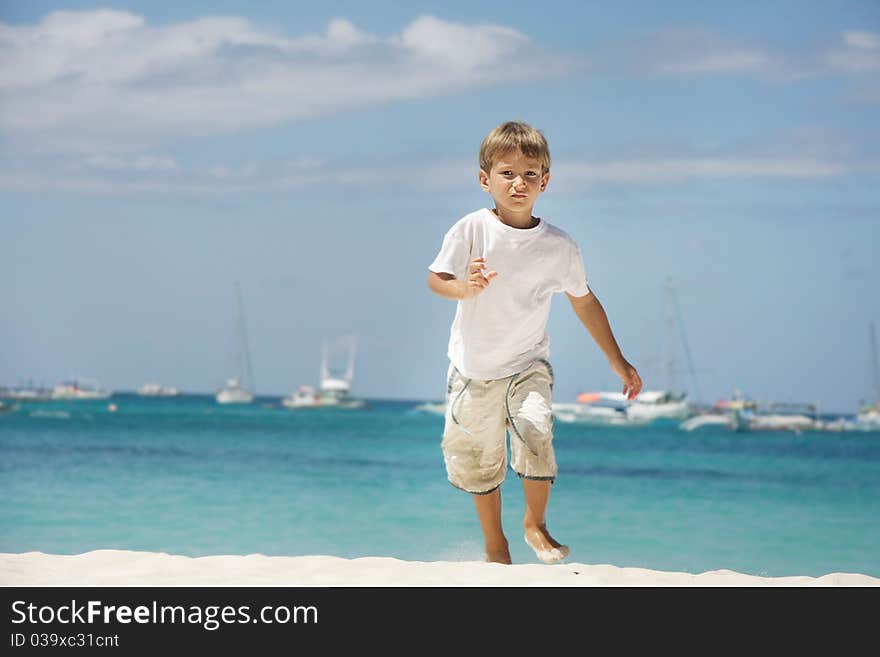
[479,121,551,175]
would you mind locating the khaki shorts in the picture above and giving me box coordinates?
[441,359,557,495]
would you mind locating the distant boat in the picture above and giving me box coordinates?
[216,283,255,405]
[680,389,755,432]
[679,413,738,431]
[857,405,880,430]
[552,390,686,426]
[554,277,697,427]
[412,400,446,415]
[282,335,365,409]
[51,377,112,400]
[747,402,820,432]
[0,382,52,401]
[552,400,638,426]
[137,382,180,397]
[216,377,253,405]
[855,322,880,430]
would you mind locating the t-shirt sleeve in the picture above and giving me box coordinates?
[563,242,591,297]
[428,226,470,278]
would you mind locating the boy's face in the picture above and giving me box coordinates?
[479,149,550,216]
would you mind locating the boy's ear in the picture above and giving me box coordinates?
[540,171,550,191]
[478,169,490,192]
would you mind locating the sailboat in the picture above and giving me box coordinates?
[856,322,880,430]
[282,334,365,409]
[215,283,255,405]
[553,276,695,425]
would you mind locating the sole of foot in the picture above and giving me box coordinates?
[524,534,570,565]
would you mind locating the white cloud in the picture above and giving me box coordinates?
[829,30,880,73]
[556,156,847,184]
[132,155,178,172]
[0,149,860,197]
[0,11,574,154]
[607,28,774,76]
[609,27,880,86]
[80,154,178,172]
[82,154,128,171]
[656,51,770,75]
[842,31,880,50]
[397,15,528,68]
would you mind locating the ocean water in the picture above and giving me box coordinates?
[2,394,879,579]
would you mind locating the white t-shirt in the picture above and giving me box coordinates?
[429,207,591,380]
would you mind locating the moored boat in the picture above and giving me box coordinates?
[137,382,180,397]
[51,378,112,400]
[216,283,256,405]
[282,335,365,409]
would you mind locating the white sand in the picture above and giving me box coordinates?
[1,550,878,586]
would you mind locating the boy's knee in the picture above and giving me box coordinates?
[515,390,553,436]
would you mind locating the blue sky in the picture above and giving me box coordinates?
[1,1,878,412]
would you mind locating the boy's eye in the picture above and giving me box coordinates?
[499,170,538,178]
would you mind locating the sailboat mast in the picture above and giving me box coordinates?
[664,276,678,395]
[672,281,701,404]
[321,339,329,382]
[871,322,880,404]
[234,283,255,392]
[345,334,357,382]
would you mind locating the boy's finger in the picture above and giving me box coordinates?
[484,270,499,280]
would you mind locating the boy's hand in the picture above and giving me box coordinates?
[463,257,498,298]
[611,357,642,400]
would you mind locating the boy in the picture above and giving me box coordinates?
[427,121,642,565]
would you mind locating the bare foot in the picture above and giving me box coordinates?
[486,539,512,564]
[524,526,570,564]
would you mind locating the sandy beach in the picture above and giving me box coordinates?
[2,550,878,587]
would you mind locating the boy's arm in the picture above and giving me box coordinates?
[567,291,643,400]
[428,258,498,300]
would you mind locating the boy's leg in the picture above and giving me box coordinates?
[472,488,511,564]
[521,478,566,552]
[507,360,570,563]
[440,364,509,562]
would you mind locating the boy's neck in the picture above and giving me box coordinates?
[491,207,539,229]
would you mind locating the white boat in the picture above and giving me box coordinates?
[413,400,446,415]
[679,390,755,431]
[0,382,52,401]
[680,413,737,431]
[552,389,689,426]
[51,378,112,400]
[282,335,365,409]
[855,405,880,430]
[216,283,255,405]
[748,402,820,432]
[556,277,698,427]
[137,382,180,397]
[283,385,320,408]
[216,377,253,405]
[854,322,880,431]
[605,390,692,422]
[552,400,639,426]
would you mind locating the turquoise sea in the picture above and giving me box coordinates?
[2,394,879,579]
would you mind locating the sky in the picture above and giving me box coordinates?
[1,0,879,413]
